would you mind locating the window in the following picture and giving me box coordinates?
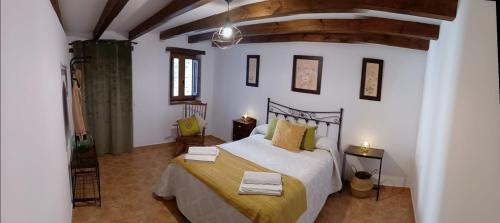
[170,52,201,103]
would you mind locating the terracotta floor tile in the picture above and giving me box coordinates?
[72,136,415,223]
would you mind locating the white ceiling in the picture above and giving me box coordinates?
[108,0,173,35]
[59,0,441,39]
[59,0,108,36]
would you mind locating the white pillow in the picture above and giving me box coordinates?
[251,124,268,135]
[195,115,207,128]
[315,136,334,152]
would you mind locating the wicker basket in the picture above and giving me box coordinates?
[350,168,377,198]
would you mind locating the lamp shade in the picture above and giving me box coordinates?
[212,24,243,49]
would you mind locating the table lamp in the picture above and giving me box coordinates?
[361,141,370,154]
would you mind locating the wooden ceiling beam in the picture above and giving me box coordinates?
[93,0,129,40]
[359,17,439,40]
[211,33,430,51]
[128,0,212,40]
[50,0,64,30]
[162,0,356,40]
[160,0,456,40]
[354,0,457,20]
[188,18,439,43]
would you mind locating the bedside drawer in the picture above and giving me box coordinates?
[232,119,256,141]
[234,122,245,130]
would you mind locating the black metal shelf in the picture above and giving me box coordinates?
[71,144,101,207]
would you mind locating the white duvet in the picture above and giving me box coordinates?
[153,134,342,223]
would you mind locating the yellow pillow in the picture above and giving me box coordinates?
[271,119,306,152]
[178,116,200,136]
[264,118,278,140]
[300,125,316,151]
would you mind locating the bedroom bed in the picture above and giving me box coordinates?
[154,98,344,223]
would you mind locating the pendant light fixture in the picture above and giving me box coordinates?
[212,0,243,49]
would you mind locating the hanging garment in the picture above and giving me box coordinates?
[72,69,86,137]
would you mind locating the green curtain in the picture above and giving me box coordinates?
[72,40,133,156]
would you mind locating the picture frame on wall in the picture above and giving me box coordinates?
[60,65,71,150]
[246,55,260,87]
[291,55,323,95]
[360,58,384,101]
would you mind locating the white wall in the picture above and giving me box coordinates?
[411,5,464,222]
[66,32,217,147]
[412,0,500,222]
[211,42,427,187]
[1,0,73,222]
[132,34,217,147]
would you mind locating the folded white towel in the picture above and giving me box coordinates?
[240,183,282,192]
[238,183,282,196]
[242,171,282,185]
[238,190,282,196]
[184,154,217,162]
[188,146,218,155]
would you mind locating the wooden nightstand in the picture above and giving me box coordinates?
[232,118,256,141]
[341,145,385,201]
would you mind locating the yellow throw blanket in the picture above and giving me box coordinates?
[173,148,307,223]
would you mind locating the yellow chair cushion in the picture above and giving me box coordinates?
[271,119,306,152]
[178,116,201,136]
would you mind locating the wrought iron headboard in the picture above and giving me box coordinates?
[266,98,344,153]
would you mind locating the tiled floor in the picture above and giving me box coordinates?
[72,136,415,223]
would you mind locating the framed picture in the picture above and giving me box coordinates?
[360,58,384,101]
[60,65,71,150]
[291,55,323,95]
[246,55,260,87]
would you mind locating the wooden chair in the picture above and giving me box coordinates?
[175,102,207,155]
